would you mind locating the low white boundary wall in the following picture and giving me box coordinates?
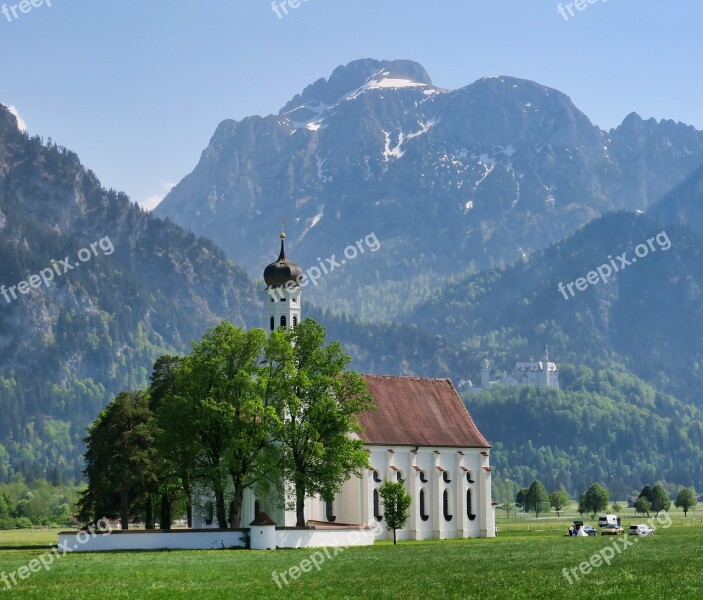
[277,527,375,548]
[58,530,246,552]
[59,527,374,552]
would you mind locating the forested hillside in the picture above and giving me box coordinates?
[466,365,703,495]
[0,104,261,483]
[413,210,703,408]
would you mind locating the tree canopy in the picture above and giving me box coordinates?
[525,480,549,517]
[583,483,609,517]
[266,319,375,526]
[80,318,374,530]
[549,488,570,517]
[79,390,158,529]
[674,488,697,516]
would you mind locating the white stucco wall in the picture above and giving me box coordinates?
[190,445,495,542]
[58,527,375,552]
[328,445,495,541]
[58,530,247,552]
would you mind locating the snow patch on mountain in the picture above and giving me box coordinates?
[316,154,332,183]
[383,131,405,161]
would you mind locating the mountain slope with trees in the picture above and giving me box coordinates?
[466,367,703,495]
[412,209,703,408]
[0,104,261,483]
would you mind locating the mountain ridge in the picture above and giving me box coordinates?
[155,59,703,319]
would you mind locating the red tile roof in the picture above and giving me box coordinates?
[358,375,490,448]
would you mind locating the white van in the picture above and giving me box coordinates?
[597,514,619,527]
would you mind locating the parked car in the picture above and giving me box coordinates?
[601,524,624,535]
[628,524,654,536]
[582,525,598,536]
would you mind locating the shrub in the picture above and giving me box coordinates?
[15,517,33,529]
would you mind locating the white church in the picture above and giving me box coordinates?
[193,233,497,540]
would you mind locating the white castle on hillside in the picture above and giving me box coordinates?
[469,346,559,392]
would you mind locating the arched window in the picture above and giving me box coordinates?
[467,489,476,521]
[280,315,287,327]
[280,297,286,302]
[254,500,261,519]
[419,489,430,522]
[419,470,428,483]
[373,489,383,522]
[443,489,453,521]
[396,470,403,482]
[204,501,214,526]
[372,470,382,483]
[466,471,474,484]
[270,316,275,331]
[325,500,336,523]
[443,471,452,484]
[293,316,298,327]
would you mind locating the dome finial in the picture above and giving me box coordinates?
[264,219,302,288]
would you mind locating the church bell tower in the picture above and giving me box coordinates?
[263,231,302,332]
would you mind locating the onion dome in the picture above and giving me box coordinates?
[263,233,303,288]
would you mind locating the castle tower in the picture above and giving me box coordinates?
[480,359,491,389]
[540,345,550,388]
[263,232,302,332]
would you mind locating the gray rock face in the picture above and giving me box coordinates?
[155,60,703,316]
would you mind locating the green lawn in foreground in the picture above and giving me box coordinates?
[0,528,57,548]
[0,524,701,599]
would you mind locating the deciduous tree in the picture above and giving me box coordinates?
[634,497,651,517]
[267,319,374,527]
[379,480,412,545]
[515,487,529,510]
[550,488,570,517]
[650,484,671,516]
[157,323,280,529]
[526,480,549,517]
[674,488,697,517]
[584,483,609,517]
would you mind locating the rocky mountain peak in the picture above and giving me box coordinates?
[279,58,433,118]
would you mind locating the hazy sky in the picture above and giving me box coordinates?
[2,0,701,209]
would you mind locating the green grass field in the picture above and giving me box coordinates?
[1,515,702,599]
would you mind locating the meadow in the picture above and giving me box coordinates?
[0,511,701,599]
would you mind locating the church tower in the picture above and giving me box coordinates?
[263,231,302,332]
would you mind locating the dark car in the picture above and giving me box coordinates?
[582,525,598,536]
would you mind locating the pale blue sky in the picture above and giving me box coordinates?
[2,0,701,209]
